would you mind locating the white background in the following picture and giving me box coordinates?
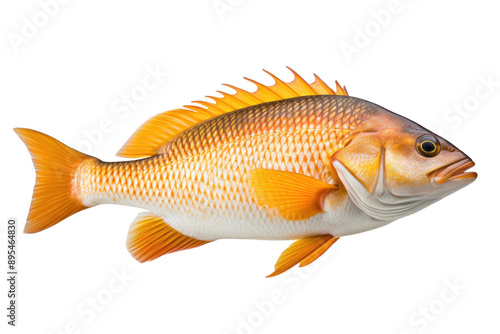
[1,0,499,333]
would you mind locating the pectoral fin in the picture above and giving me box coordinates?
[267,235,339,277]
[127,212,211,262]
[248,169,339,221]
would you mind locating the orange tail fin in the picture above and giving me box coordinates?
[14,128,93,233]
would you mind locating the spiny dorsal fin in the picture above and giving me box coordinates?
[117,67,348,158]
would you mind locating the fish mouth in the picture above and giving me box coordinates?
[433,158,477,185]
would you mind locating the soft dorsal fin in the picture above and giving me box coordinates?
[117,108,220,158]
[117,67,348,158]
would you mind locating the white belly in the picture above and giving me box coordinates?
[129,196,392,241]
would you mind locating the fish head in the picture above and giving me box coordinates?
[332,106,477,222]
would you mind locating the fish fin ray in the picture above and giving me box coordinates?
[126,212,211,262]
[248,169,339,221]
[191,67,347,115]
[299,236,339,267]
[118,69,347,158]
[267,235,338,277]
[116,108,219,158]
[14,128,93,233]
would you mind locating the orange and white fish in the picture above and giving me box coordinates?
[15,68,477,277]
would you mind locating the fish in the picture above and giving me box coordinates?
[15,67,477,277]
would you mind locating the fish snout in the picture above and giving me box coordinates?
[433,158,477,185]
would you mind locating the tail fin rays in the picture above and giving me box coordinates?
[14,128,93,233]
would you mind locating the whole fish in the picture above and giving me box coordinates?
[15,68,477,277]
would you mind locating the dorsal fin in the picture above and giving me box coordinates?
[117,108,220,158]
[117,67,348,158]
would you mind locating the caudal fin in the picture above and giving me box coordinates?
[14,128,93,233]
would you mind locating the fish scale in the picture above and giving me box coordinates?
[15,68,476,276]
[75,95,378,241]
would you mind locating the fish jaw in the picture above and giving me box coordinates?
[432,158,477,185]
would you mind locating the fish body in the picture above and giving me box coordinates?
[16,68,477,276]
[78,95,381,240]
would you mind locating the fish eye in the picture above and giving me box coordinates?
[416,135,440,157]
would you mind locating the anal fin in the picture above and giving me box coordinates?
[267,235,339,277]
[127,212,211,262]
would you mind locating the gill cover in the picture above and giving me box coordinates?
[332,138,438,222]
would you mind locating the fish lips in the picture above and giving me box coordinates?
[432,158,477,185]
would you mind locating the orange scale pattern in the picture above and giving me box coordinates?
[78,95,377,232]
